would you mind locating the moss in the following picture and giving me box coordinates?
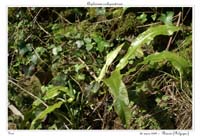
[110,13,140,41]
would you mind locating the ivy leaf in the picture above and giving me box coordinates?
[137,12,147,23]
[52,46,62,56]
[35,47,46,55]
[84,37,92,43]
[91,33,109,52]
[51,74,67,86]
[97,40,109,52]
[31,54,38,65]
[75,40,84,48]
[86,43,93,51]
[18,41,30,55]
[158,11,174,25]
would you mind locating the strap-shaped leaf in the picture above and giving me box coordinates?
[43,86,72,100]
[97,43,124,82]
[33,86,74,107]
[141,51,191,77]
[104,70,131,127]
[116,25,180,70]
[30,101,63,129]
[114,98,131,127]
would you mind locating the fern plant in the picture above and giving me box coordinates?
[97,25,191,128]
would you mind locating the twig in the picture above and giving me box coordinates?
[24,34,32,42]
[87,52,97,64]
[171,12,182,44]
[70,75,84,93]
[33,8,43,23]
[29,8,51,36]
[30,44,49,67]
[8,79,48,107]
[52,10,73,24]
[34,35,49,46]
[95,17,121,24]
[91,95,106,114]
[166,12,181,50]
[78,57,97,80]
[8,76,19,82]
[136,22,161,28]
[35,21,52,36]
[182,8,192,25]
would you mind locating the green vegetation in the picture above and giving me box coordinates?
[8,7,192,129]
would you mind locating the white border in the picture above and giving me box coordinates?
[1,0,199,136]
[4,0,197,7]
[0,2,8,136]
[194,2,200,136]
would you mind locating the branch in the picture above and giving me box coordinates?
[78,57,97,80]
[8,79,48,107]
[166,12,182,50]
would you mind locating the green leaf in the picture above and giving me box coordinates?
[43,86,73,101]
[33,86,73,107]
[141,51,190,77]
[104,70,131,127]
[97,43,124,82]
[51,74,67,86]
[95,7,106,16]
[75,40,84,48]
[31,54,38,65]
[181,34,192,48]
[137,12,147,23]
[32,98,42,107]
[98,25,180,128]
[155,97,161,103]
[35,47,46,55]
[158,11,174,25]
[91,33,109,52]
[162,95,169,101]
[30,101,63,129]
[113,8,124,18]
[96,40,109,52]
[18,41,29,55]
[74,64,85,72]
[84,38,93,51]
[91,33,101,43]
[75,73,85,81]
[52,46,62,56]
[151,13,157,21]
[84,37,92,43]
[114,98,131,127]
[135,47,144,58]
[116,25,180,70]
[86,43,93,51]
